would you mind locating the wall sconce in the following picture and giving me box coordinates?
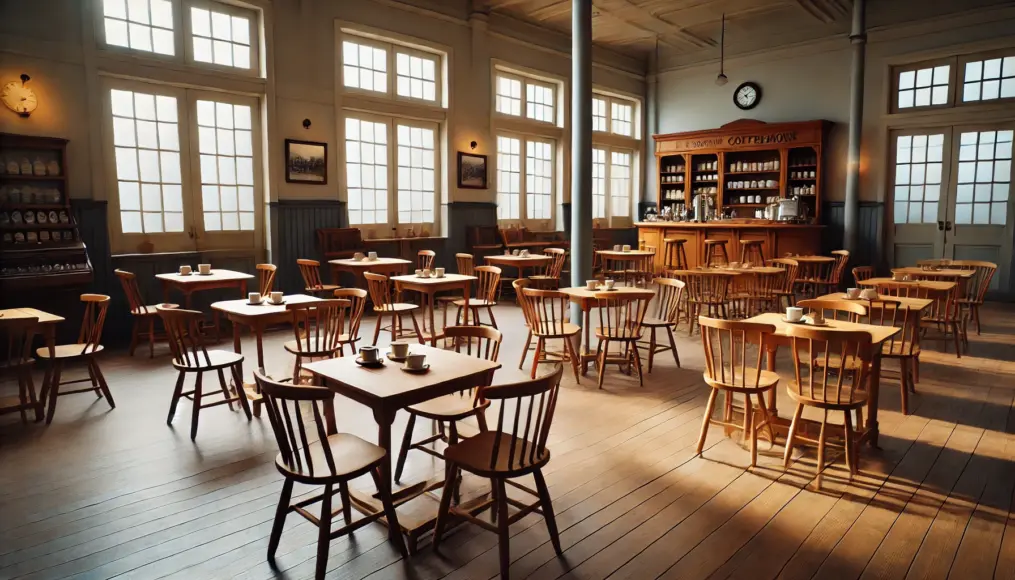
[302,118,311,130]
[470,141,477,150]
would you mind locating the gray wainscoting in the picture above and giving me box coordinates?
[270,199,347,293]
[822,201,885,275]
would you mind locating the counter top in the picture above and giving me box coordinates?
[635,221,823,229]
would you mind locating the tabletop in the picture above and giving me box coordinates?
[0,307,64,324]
[597,250,656,258]
[390,273,477,286]
[157,269,253,283]
[788,255,836,263]
[816,293,934,312]
[747,312,901,344]
[559,286,652,300]
[858,278,957,292]
[304,345,501,407]
[211,294,322,317]
[329,257,412,267]
[698,266,784,274]
[891,267,976,278]
[485,254,552,263]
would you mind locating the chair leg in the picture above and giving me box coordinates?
[843,411,856,476]
[231,365,253,420]
[90,359,115,409]
[519,330,532,370]
[487,306,498,329]
[148,317,156,358]
[395,412,416,483]
[45,360,63,425]
[952,322,962,358]
[267,477,294,561]
[564,335,581,384]
[666,327,681,368]
[371,313,382,346]
[409,312,424,344]
[900,362,910,416]
[630,342,645,387]
[531,338,544,379]
[339,481,353,526]
[494,478,511,580]
[533,469,562,555]
[647,328,657,373]
[315,483,333,580]
[745,394,756,468]
[974,304,982,335]
[217,368,234,410]
[168,371,186,425]
[815,411,828,475]
[596,339,609,390]
[190,372,203,440]
[697,388,719,455]
[783,403,804,468]
[431,462,458,553]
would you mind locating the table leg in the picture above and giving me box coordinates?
[462,281,471,326]
[373,407,408,555]
[582,307,592,375]
[867,351,882,448]
[427,290,437,347]
[36,327,56,422]
[162,280,171,304]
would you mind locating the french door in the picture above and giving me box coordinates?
[889,125,1014,292]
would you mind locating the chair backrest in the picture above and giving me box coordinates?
[475,265,502,302]
[483,364,563,471]
[445,325,503,363]
[797,298,867,322]
[157,305,211,367]
[594,290,654,339]
[363,272,394,309]
[256,263,277,295]
[286,299,349,355]
[297,259,325,291]
[513,279,533,328]
[254,369,339,477]
[0,316,38,368]
[521,287,571,336]
[874,281,930,299]
[916,258,949,268]
[699,317,776,390]
[115,269,149,314]
[456,253,475,276]
[417,250,436,271]
[950,260,997,303]
[742,270,783,301]
[786,325,873,406]
[76,294,111,355]
[333,288,368,341]
[653,277,686,323]
[852,266,874,283]
[543,248,568,279]
[830,250,850,284]
[669,270,735,304]
[767,258,799,293]
[864,298,918,356]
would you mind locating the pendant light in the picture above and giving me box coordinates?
[715,13,728,86]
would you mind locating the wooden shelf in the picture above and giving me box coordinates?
[0,204,65,210]
[726,170,780,175]
[1,223,76,230]
[726,204,768,208]
[0,174,66,182]
[788,164,817,169]
[726,187,779,191]
[694,180,718,184]
[789,177,816,182]
[660,171,685,175]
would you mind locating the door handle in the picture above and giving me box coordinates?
[945,221,953,231]
[937,220,945,231]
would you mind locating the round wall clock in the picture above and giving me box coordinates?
[2,74,38,118]
[734,82,761,110]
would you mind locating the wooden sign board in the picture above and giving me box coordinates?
[654,119,829,154]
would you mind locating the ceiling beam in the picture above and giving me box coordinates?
[592,0,714,49]
[792,0,846,24]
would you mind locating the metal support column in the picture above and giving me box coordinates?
[843,0,866,254]
[570,0,593,322]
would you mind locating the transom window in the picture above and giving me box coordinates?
[341,36,442,104]
[592,147,632,221]
[396,53,437,102]
[892,134,944,224]
[593,93,638,137]
[495,71,557,125]
[526,82,554,124]
[495,76,522,117]
[190,6,252,69]
[342,40,388,94]
[963,56,1015,102]
[592,98,608,132]
[103,0,175,56]
[955,130,1012,225]
[496,135,555,222]
[896,65,950,110]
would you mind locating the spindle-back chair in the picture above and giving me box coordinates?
[640,277,684,372]
[950,260,996,336]
[592,290,654,389]
[669,270,736,334]
[768,258,799,308]
[529,248,568,290]
[796,298,867,322]
[865,298,920,415]
[333,288,368,355]
[851,266,874,284]
[519,287,581,383]
[417,249,436,271]
[297,259,340,297]
[256,263,278,295]
[454,265,501,328]
[364,272,423,345]
[284,299,349,383]
[115,269,163,357]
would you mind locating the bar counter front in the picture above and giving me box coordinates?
[636,221,823,271]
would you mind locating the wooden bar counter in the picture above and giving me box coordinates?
[636,221,823,271]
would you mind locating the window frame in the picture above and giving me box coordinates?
[592,92,639,138]
[495,132,556,229]
[182,0,260,75]
[494,69,559,126]
[957,49,1015,105]
[889,57,956,114]
[339,32,444,107]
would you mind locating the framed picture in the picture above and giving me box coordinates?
[457,152,488,189]
[285,139,328,184]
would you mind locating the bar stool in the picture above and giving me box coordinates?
[663,238,689,271]
[703,240,730,267]
[739,240,766,267]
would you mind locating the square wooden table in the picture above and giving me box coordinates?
[157,269,254,341]
[890,267,976,279]
[745,312,900,448]
[559,286,653,373]
[858,278,957,293]
[329,257,411,289]
[390,274,475,345]
[304,345,501,553]
[815,292,934,313]
[484,254,552,278]
[0,308,64,421]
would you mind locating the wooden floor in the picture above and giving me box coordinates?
[2,300,1015,580]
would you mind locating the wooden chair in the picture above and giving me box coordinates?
[663,238,689,270]
[394,326,502,483]
[873,281,930,299]
[640,278,684,372]
[519,287,581,383]
[820,249,851,294]
[529,248,568,290]
[793,258,834,299]
[703,239,730,267]
[624,250,655,287]
[768,258,799,309]
[417,249,436,271]
[783,325,873,477]
[733,270,782,318]
[916,258,949,268]
[0,316,40,422]
[333,288,368,355]
[951,260,997,335]
[796,298,867,322]
[851,266,874,284]
[514,279,536,370]
[115,269,163,358]
[255,370,395,580]
[453,265,501,328]
[157,305,251,439]
[592,290,654,389]
[432,365,564,580]
[297,259,341,297]
[920,284,964,357]
[670,270,736,334]
[739,240,766,267]
[363,272,423,346]
[256,263,277,295]
[437,253,475,332]
[696,317,779,468]
[284,299,349,384]
[865,298,920,415]
[36,294,114,424]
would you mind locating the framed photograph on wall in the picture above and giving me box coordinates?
[285,139,328,184]
[457,152,488,189]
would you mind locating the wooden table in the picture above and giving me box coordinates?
[816,292,934,313]
[890,267,976,279]
[390,274,475,345]
[364,236,443,261]
[211,294,322,414]
[858,278,957,293]
[304,345,501,553]
[791,255,836,263]
[157,269,253,341]
[559,286,649,373]
[746,312,900,448]
[484,254,552,279]
[329,257,412,289]
[0,308,64,421]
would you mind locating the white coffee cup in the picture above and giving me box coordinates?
[604,279,616,290]
[368,251,378,260]
[786,307,803,322]
[198,263,212,275]
[248,292,262,304]
[846,287,861,299]
[613,244,621,251]
[512,249,520,256]
[405,353,426,370]
[179,265,192,276]
[435,267,445,278]
[520,250,530,257]
[270,291,284,304]
[422,268,432,278]
[586,279,598,290]
[415,269,423,277]
[359,346,379,362]
[390,341,409,359]
[622,245,632,252]
[353,252,365,261]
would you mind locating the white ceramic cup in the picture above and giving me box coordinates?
[613,244,621,251]
[520,250,530,257]
[786,307,804,322]
[586,279,598,290]
[622,244,632,252]
[846,287,861,299]
[198,263,211,275]
[270,291,284,304]
[405,353,426,370]
[359,346,379,362]
[353,252,365,261]
[435,267,445,278]
[248,292,262,304]
[368,251,378,260]
[415,269,423,277]
[390,341,409,359]
[512,249,520,256]
[604,279,616,290]
[422,269,432,278]
[179,265,192,276]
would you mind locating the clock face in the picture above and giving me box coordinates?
[734,82,760,110]
[2,81,38,117]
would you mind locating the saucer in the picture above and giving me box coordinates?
[400,364,430,374]
[355,357,384,368]
[247,298,265,305]
[177,272,192,276]
[386,352,409,362]
[598,287,618,291]
[197,272,214,276]
[781,317,806,324]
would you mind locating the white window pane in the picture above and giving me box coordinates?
[196,100,215,126]
[105,0,127,19]
[198,126,216,154]
[163,183,182,211]
[239,212,254,231]
[931,85,948,105]
[899,70,915,90]
[127,0,149,24]
[235,130,252,156]
[121,211,143,233]
[914,87,931,107]
[204,213,221,231]
[105,18,129,47]
[119,181,140,210]
[143,212,163,232]
[232,16,250,45]
[138,149,160,181]
[164,212,184,232]
[200,154,217,182]
[221,186,238,210]
[141,183,162,211]
[213,40,232,66]
[915,68,932,87]
[236,157,254,185]
[203,185,220,211]
[216,128,234,155]
[211,11,231,41]
[239,186,255,211]
[218,156,236,184]
[152,27,173,55]
[128,22,152,51]
[233,45,250,69]
[115,147,138,180]
[113,117,136,147]
[160,151,181,183]
[136,120,158,149]
[966,61,983,82]
[192,7,210,36]
[963,82,981,102]
[898,90,914,109]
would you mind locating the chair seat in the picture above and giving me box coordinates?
[452,298,496,307]
[642,316,675,328]
[131,305,162,316]
[375,303,419,313]
[36,344,105,359]
[173,349,244,371]
[283,337,342,356]
[534,322,581,338]
[529,275,558,281]
[704,368,780,392]
[786,383,868,410]
[408,394,486,421]
[594,325,643,341]
[882,341,920,357]
[444,430,549,476]
[275,433,385,484]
